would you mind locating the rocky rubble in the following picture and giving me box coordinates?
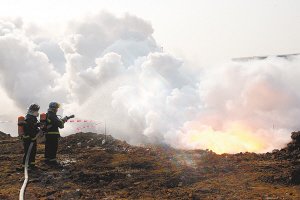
[262,131,300,185]
[286,132,300,184]
[59,132,131,154]
[0,131,11,139]
[273,131,300,160]
[288,132,300,155]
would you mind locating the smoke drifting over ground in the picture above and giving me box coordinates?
[0,12,299,153]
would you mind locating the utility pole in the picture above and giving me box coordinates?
[104,120,107,141]
[102,120,107,145]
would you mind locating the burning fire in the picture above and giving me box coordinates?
[181,122,266,154]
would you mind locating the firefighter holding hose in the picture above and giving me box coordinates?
[44,102,74,166]
[19,104,40,170]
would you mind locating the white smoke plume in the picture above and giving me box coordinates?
[0,12,299,153]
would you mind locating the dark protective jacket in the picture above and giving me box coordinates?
[46,110,64,135]
[23,114,39,141]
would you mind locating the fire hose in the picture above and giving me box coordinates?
[2,117,101,199]
[18,115,75,200]
[19,141,34,200]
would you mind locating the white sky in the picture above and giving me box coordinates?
[1,0,300,66]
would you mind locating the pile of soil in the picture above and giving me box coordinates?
[0,131,299,199]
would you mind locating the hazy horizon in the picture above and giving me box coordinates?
[1,0,300,153]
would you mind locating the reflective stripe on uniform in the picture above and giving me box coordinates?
[22,135,30,138]
[49,159,56,162]
[31,136,38,140]
[46,132,60,135]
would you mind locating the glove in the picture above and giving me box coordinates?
[62,116,68,123]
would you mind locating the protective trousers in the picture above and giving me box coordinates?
[44,134,59,162]
[22,139,37,166]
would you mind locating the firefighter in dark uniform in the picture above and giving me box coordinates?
[22,104,40,169]
[44,102,66,165]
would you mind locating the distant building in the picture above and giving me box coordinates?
[232,53,300,62]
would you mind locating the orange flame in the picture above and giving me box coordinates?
[181,122,266,154]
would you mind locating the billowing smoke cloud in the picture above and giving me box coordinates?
[0,12,299,153]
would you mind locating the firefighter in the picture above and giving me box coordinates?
[44,102,67,165]
[22,103,40,169]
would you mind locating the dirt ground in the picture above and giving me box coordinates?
[0,131,299,200]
